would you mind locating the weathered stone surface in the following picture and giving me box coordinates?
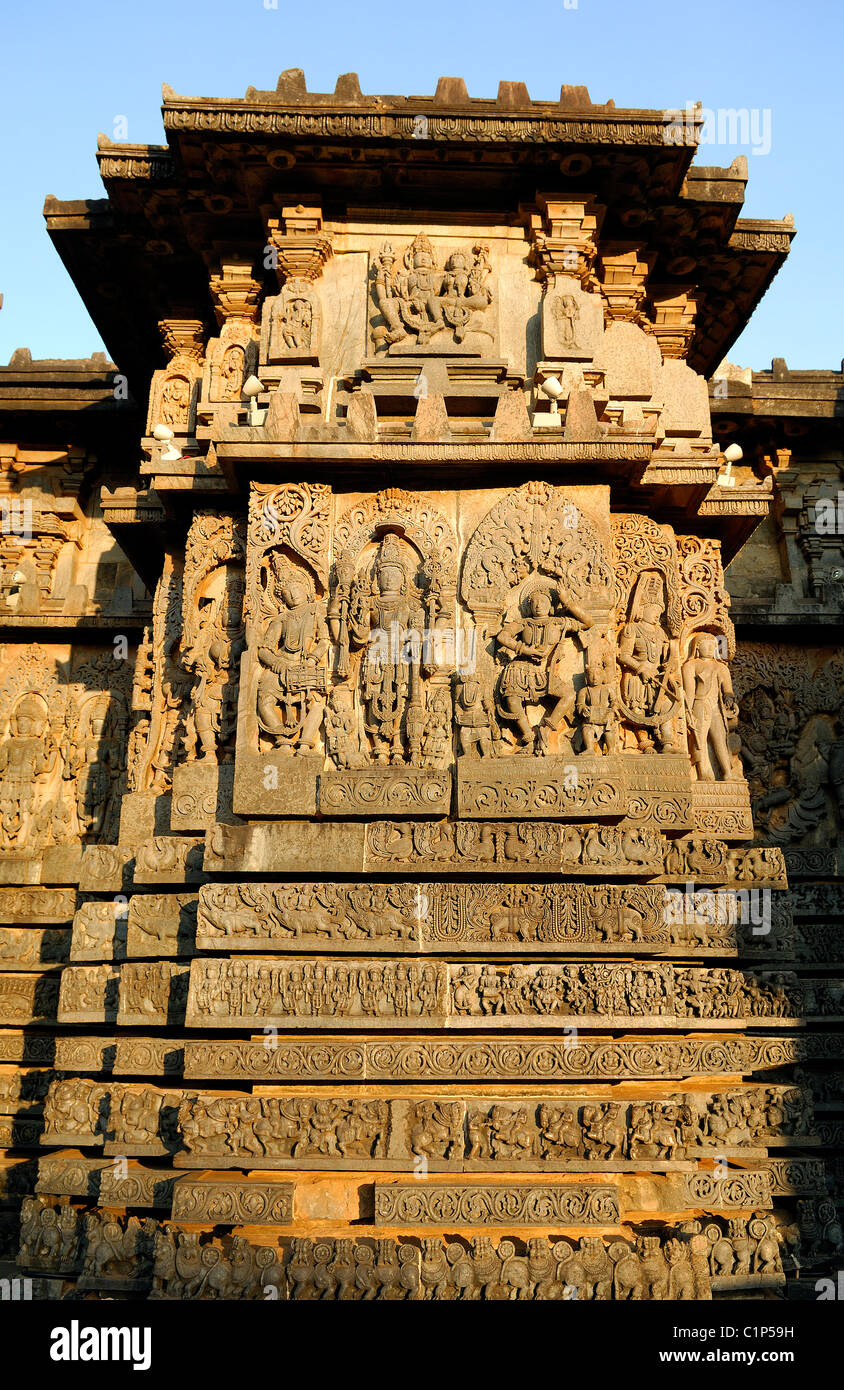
[0,926,70,969]
[0,888,77,923]
[185,955,807,1030]
[0,971,61,1025]
[182,1033,844,1084]
[0,70,838,1304]
[373,1183,619,1225]
[170,1178,294,1225]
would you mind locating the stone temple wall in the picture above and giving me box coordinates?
[0,73,840,1301]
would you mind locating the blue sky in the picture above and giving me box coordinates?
[1,0,841,371]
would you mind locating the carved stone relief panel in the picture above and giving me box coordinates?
[128,552,189,795]
[369,234,497,357]
[179,511,247,768]
[184,956,809,1030]
[734,643,844,849]
[145,320,205,437]
[234,481,331,815]
[324,487,458,812]
[193,879,795,958]
[0,644,131,851]
[44,1082,807,1170]
[182,1034,843,1086]
[261,280,321,364]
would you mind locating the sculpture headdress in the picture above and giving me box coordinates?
[374,534,408,591]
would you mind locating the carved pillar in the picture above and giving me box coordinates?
[198,261,263,424]
[524,194,606,429]
[646,286,698,360]
[146,319,206,437]
[259,202,333,419]
[597,242,655,327]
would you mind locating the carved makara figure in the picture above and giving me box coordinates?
[256,560,328,755]
[495,586,589,754]
[329,535,426,765]
[371,234,494,352]
[616,573,682,751]
[682,633,741,780]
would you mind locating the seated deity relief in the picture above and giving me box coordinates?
[370,233,496,356]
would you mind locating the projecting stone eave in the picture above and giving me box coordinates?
[687,216,795,378]
[710,360,844,420]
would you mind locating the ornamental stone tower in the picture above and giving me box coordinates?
[2,73,841,1300]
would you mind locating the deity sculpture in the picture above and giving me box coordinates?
[328,535,426,765]
[184,569,246,763]
[324,686,367,769]
[219,346,245,401]
[455,675,501,757]
[495,587,589,754]
[551,292,580,349]
[159,374,191,427]
[0,692,58,848]
[617,574,682,752]
[63,697,125,840]
[278,295,311,350]
[371,234,494,352]
[256,560,328,755]
[682,633,741,780]
[576,628,620,754]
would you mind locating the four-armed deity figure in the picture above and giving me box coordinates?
[372,233,493,350]
[256,559,328,755]
[328,535,426,765]
[617,578,682,752]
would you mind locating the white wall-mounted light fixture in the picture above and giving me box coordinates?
[541,376,564,415]
[243,376,267,427]
[717,441,743,487]
[152,423,182,463]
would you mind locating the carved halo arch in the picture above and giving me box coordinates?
[611,514,683,637]
[332,487,458,625]
[461,481,614,627]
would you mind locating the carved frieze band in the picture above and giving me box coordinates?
[17,1198,788,1298]
[206,822,787,884]
[179,1033,844,1083]
[40,1078,816,1167]
[373,1183,619,1225]
[183,957,823,1030]
[191,880,794,957]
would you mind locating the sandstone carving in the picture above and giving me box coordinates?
[1,70,838,1306]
